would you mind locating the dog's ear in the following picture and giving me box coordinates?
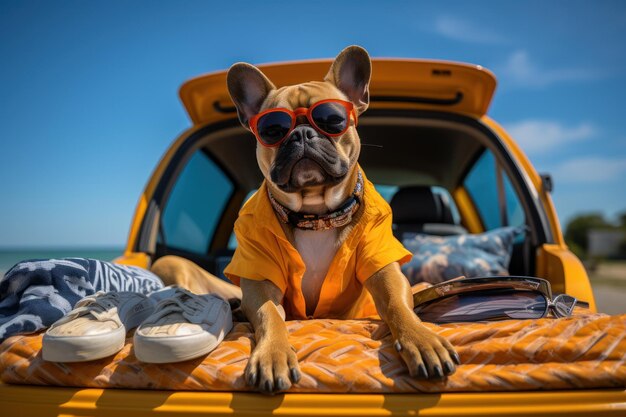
[227,63,276,128]
[324,45,372,115]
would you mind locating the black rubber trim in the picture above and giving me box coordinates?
[370,92,463,106]
[213,101,237,114]
[136,199,157,256]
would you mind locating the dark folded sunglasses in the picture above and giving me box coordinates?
[413,276,590,324]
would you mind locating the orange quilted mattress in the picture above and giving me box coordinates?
[1,313,625,393]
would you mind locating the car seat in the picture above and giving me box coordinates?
[389,186,467,239]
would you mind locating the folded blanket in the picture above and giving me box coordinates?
[2,312,625,393]
[0,258,163,342]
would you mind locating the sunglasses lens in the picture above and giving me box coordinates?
[257,111,292,145]
[311,102,348,135]
[414,290,547,323]
[553,294,576,317]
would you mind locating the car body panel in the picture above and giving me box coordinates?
[179,59,497,125]
[1,384,625,417]
[536,244,597,310]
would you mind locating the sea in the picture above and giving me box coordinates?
[0,248,123,278]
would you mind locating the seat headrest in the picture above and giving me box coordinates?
[390,186,456,225]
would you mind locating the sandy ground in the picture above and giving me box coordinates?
[593,285,625,315]
[588,262,626,315]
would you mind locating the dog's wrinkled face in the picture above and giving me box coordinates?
[262,84,354,193]
[227,46,372,214]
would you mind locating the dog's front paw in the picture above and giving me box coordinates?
[245,338,301,394]
[394,323,460,380]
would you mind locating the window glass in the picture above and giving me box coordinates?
[465,151,501,230]
[161,150,233,254]
[464,150,525,230]
[227,189,257,250]
[432,186,462,225]
[504,174,525,228]
[374,184,398,202]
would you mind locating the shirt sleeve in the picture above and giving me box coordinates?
[223,220,288,294]
[355,210,413,283]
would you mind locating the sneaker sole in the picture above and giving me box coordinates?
[42,325,127,362]
[134,315,232,363]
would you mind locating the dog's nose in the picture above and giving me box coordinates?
[287,125,319,144]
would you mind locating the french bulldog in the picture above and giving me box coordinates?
[152,45,459,395]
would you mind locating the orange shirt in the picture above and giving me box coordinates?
[224,171,412,320]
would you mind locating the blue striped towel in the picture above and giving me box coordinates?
[0,258,163,342]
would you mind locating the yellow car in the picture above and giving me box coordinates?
[2,58,625,416]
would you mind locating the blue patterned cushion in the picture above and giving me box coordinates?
[401,227,525,285]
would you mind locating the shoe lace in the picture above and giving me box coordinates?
[56,291,122,324]
[78,291,121,309]
[149,288,215,324]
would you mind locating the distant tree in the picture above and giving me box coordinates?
[618,211,626,229]
[567,240,586,260]
[564,213,611,256]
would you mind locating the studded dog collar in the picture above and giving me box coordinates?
[268,171,364,231]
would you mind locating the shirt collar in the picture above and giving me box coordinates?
[239,166,381,240]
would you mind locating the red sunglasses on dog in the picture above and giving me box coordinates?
[249,99,358,147]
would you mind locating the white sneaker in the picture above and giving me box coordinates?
[133,287,232,363]
[42,291,155,362]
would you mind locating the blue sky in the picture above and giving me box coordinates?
[1,0,625,248]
